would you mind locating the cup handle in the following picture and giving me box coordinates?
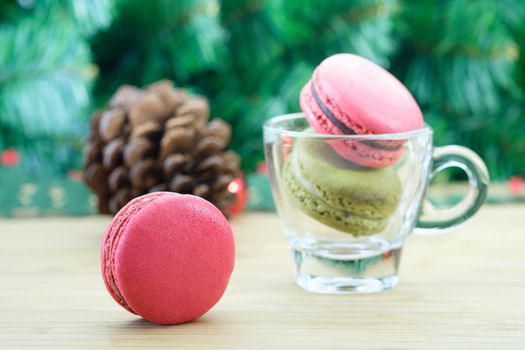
[414,145,489,234]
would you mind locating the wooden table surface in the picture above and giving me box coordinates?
[1,205,524,349]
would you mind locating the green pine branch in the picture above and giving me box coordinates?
[93,0,224,98]
[393,0,525,179]
[5,0,522,179]
[0,0,114,174]
[0,14,92,138]
[396,0,521,115]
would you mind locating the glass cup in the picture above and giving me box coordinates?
[263,113,489,294]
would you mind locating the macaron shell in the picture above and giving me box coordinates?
[300,81,340,136]
[284,161,387,235]
[314,53,423,134]
[327,138,404,168]
[296,138,401,218]
[101,192,168,314]
[300,81,403,168]
[283,138,401,236]
[300,54,422,168]
[109,193,235,325]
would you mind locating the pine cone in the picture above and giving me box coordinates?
[84,80,241,216]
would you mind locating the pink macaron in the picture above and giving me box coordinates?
[101,192,235,325]
[300,53,423,168]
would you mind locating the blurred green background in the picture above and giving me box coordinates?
[1,0,524,214]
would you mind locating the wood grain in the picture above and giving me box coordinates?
[1,206,524,349]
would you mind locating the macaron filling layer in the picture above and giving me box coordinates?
[310,81,402,152]
[102,192,167,314]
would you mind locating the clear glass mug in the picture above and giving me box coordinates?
[263,113,489,294]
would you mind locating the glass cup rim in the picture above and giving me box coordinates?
[263,113,432,141]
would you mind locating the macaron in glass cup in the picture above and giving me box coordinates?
[263,113,489,294]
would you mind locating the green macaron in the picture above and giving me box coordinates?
[283,136,402,236]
